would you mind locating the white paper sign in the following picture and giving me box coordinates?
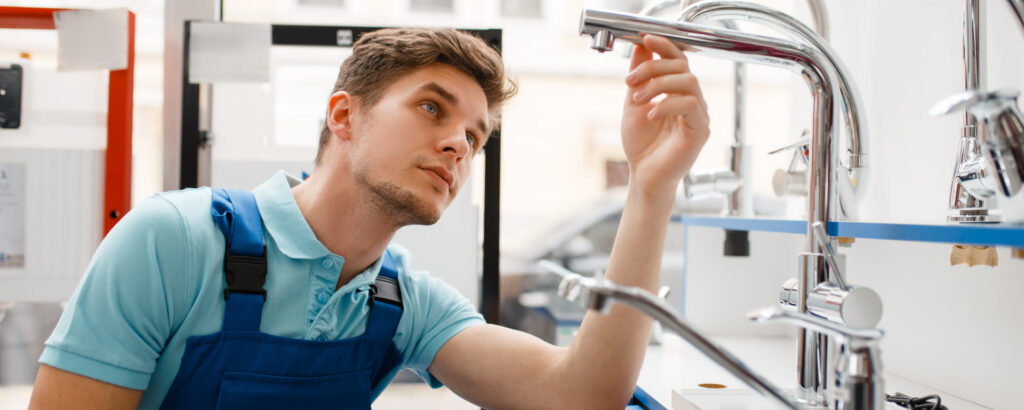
[54,8,129,71]
[0,163,25,268]
[189,22,271,83]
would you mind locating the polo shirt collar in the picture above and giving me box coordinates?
[252,171,385,289]
[253,171,332,260]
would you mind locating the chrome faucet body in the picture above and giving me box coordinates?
[677,0,829,222]
[678,0,868,222]
[580,6,876,407]
[943,0,1024,222]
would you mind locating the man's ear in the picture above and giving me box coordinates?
[326,91,355,141]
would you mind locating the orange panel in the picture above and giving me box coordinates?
[103,11,135,235]
[1,7,134,237]
[0,7,63,30]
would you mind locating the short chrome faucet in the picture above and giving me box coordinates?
[935,0,1024,223]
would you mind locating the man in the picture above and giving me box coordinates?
[30,27,708,409]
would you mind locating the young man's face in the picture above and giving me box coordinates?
[346,63,490,226]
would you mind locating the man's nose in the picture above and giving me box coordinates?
[439,126,471,159]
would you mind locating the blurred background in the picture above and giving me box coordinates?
[1,0,1023,408]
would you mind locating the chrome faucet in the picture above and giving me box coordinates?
[679,0,868,222]
[540,260,800,410]
[579,6,879,407]
[933,0,1024,223]
[680,0,832,223]
[542,260,885,410]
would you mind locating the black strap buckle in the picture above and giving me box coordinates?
[223,248,268,301]
[369,275,402,308]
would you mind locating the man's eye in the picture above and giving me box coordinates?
[466,133,477,148]
[421,102,438,116]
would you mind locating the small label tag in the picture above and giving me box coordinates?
[336,30,353,46]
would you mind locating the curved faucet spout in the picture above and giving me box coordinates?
[679,0,868,220]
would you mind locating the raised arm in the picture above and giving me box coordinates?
[429,34,709,409]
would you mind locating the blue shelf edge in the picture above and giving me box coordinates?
[673,215,1024,248]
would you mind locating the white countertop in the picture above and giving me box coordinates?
[3,334,987,409]
[639,334,988,409]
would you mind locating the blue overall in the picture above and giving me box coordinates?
[160,189,404,409]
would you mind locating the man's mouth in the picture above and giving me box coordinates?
[420,166,454,190]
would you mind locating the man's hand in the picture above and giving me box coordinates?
[621,34,710,197]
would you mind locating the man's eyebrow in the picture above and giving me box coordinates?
[421,82,489,138]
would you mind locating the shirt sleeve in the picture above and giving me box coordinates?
[39,195,192,390]
[388,245,485,387]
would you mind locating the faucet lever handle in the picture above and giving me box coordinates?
[929,88,1020,116]
[749,306,883,341]
[768,131,810,156]
[811,221,848,290]
[929,89,987,116]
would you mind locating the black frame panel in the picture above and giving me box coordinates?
[181,23,502,323]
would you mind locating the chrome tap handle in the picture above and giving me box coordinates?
[751,306,886,410]
[810,221,848,290]
[768,133,811,157]
[929,89,990,116]
[750,306,882,340]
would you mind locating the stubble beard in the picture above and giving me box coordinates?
[354,166,443,227]
[348,107,443,227]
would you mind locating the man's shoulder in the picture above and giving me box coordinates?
[153,187,213,218]
[111,187,220,247]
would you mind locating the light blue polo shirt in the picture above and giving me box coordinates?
[40,171,484,408]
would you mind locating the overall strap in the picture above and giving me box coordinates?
[211,188,267,332]
[368,251,404,388]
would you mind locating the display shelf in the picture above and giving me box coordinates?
[673,215,1024,248]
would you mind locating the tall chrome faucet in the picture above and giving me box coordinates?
[678,0,831,221]
[933,0,1024,223]
[678,0,868,224]
[579,5,880,408]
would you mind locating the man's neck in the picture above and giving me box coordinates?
[291,173,398,289]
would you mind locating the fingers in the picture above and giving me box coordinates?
[642,34,687,60]
[626,58,691,88]
[648,95,708,128]
[631,72,703,105]
[629,42,653,72]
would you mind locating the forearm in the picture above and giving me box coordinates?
[557,182,677,408]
